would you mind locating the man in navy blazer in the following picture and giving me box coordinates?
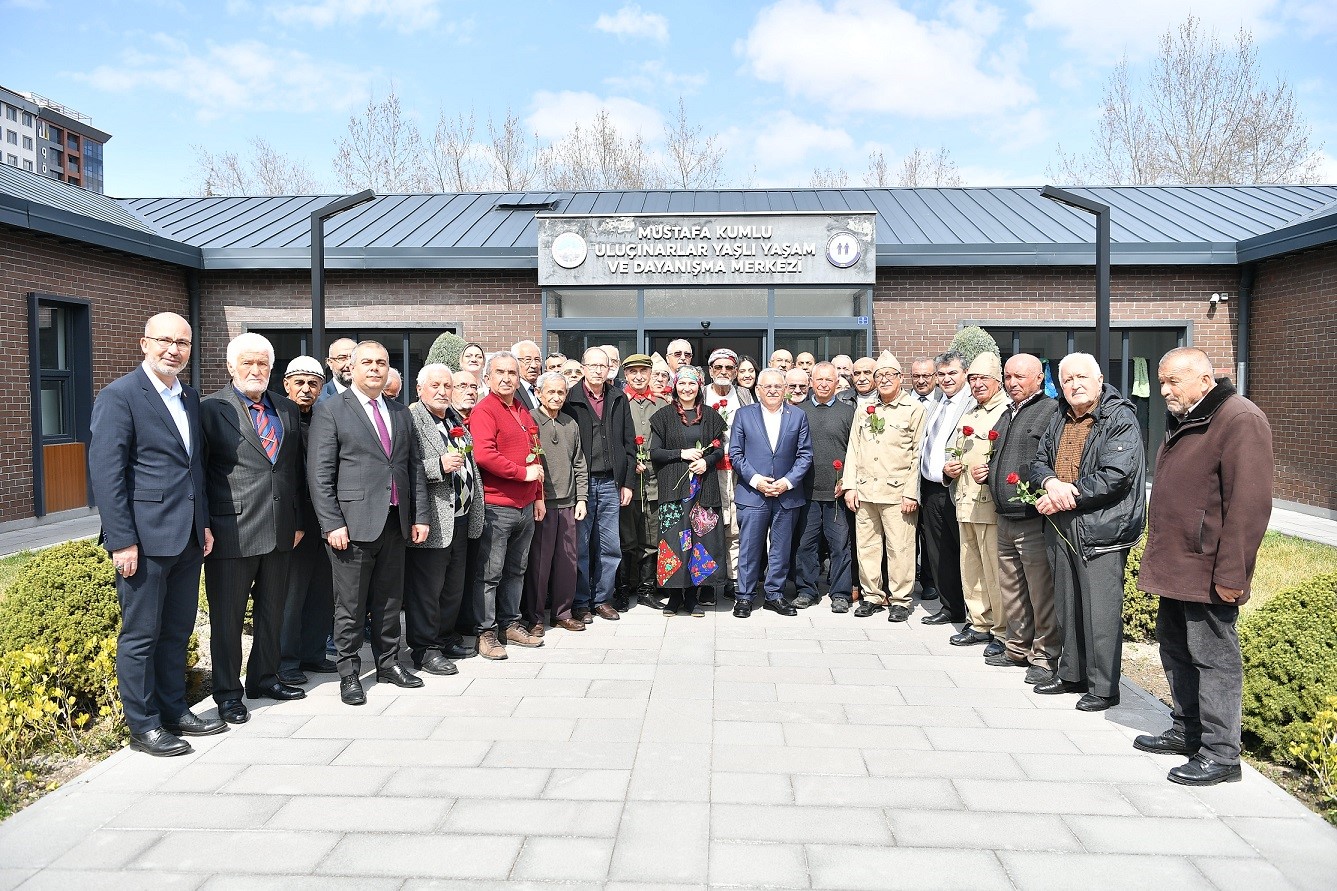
[728,368,812,617]
[90,312,220,757]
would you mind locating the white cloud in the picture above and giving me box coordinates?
[739,0,1035,119]
[1025,0,1281,63]
[76,34,373,122]
[1284,0,1337,36]
[603,60,707,96]
[594,4,669,42]
[752,111,854,169]
[270,0,443,32]
[1314,150,1337,184]
[527,90,666,141]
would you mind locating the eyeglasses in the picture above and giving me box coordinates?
[758,383,785,391]
[670,350,692,358]
[874,371,901,381]
[519,356,542,365]
[785,383,807,390]
[328,353,351,363]
[852,370,873,377]
[453,382,479,390]
[584,363,609,370]
[147,336,192,350]
[710,363,736,371]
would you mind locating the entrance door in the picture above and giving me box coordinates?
[647,332,765,368]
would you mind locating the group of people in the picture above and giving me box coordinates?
[90,312,1273,788]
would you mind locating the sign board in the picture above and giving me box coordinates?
[538,212,877,287]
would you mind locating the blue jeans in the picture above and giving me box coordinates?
[575,475,623,610]
[795,499,852,602]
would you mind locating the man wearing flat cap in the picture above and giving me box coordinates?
[620,353,669,609]
[702,347,753,602]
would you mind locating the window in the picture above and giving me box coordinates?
[66,134,78,151]
[36,304,77,441]
[22,160,32,171]
[84,141,102,160]
[5,154,16,167]
[48,126,62,143]
[68,159,78,174]
[21,112,32,127]
[4,105,15,121]
[22,136,32,150]
[5,130,16,144]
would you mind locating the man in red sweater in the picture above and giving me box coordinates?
[468,352,545,659]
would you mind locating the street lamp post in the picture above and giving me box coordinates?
[310,189,376,361]
[1040,185,1112,381]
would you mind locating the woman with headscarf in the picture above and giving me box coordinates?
[460,343,486,376]
[649,366,727,616]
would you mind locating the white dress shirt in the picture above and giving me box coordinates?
[143,361,190,456]
[353,387,393,440]
[750,404,791,492]
[921,387,973,483]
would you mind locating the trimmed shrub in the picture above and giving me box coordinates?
[427,332,467,371]
[1241,571,1337,762]
[1289,695,1337,821]
[1122,534,1158,642]
[949,325,1001,367]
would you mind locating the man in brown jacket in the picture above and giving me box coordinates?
[1135,348,1273,786]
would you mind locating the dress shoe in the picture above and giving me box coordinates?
[982,638,1007,658]
[612,592,631,612]
[920,609,957,625]
[300,659,339,674]
[277,668,308,686]
[920,586,939,601]
[247,681,307,701]
[887,605,912,623]
[376,664,424,688]
[416,653,459,676]
[477,630,508,660]
[1033,677,1089,695]
[853,601,885,618]
[529,622,547,638]
[1024,665,1055,685]
[162,710,227,737]
[830,598,851,613]
[763,599,797,616]
[1076,692,1120,712]
[949,628,992,646]
[733,600,753,618]
[793,594,818,609]
[129,727,192,757]
[556,617,586,632]
[1167,754,1242,786]
[984,652,1028,667]
[340,676,366,706]
[218,698,249,724]
[1134,728,1201,756]
[638,593,667,610]
[443,641,477,660]
[505,624,544,648]
[594,604,620,621]
[576,609,594,624]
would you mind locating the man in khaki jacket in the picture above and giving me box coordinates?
[840,351,926,622]
[944,352,1010,651]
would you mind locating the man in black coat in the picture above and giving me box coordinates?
[795,362,856,610]
[201,333,307,725]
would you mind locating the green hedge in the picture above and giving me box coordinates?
[427,332,467,371]
[1241,571,1337,763]
[1121,535,1157,642]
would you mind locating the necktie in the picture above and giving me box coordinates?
[371,399,398,506]
[250,401,278,462]
[923,395,950,475]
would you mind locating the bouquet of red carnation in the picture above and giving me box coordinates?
[947,425,974,459]
[1008,472,1076,554]
[527,427,543,464]
[446,425,473,456]
[863,403,885,436]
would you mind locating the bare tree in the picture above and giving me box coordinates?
[809,166,850,188]
[1050,15,1322,185]
[333,87,428,193]
[427,109,489,192]
[895,146,965,187]
[189,138,323,196]
[865,150,891,187]
[486,110,540,191]
[662,98,727,188]
[540,109,666,190]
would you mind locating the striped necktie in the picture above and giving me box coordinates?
[250,401,279,462]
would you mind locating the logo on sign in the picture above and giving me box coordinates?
[550,232,588,269]
[825,231,861,269]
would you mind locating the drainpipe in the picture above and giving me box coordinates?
[1236,263,1256,396]
[187,268,201,391]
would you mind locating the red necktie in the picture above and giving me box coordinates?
[250,401,278,462]
[371,399,398,506]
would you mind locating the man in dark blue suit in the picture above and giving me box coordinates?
[90,312,220,756]
[728,368,812,618]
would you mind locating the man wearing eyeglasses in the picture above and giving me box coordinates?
[512,340,544,409]
[919,351,975,628]
[666,339,694,373]
[319,338,356,403]
[769,349,795,372]
[704,348,753,603]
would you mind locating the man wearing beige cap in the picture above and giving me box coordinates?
[705,347,753,602]
[840,351,926,622]
[620,353,669,609]
[943,352,1011,651]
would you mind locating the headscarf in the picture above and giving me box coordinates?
[671,365,704,424]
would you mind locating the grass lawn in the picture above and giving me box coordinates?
[0,550,37,603]
[1244,530,1337,613]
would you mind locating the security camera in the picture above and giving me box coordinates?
[701,320,711,330]
[1209,293,1221,304]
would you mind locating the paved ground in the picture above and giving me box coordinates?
[1,591,1335,890]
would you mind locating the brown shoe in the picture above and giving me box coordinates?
[594,604,620,621]
[477,630,507,660]
[505,624,544,648]
[529,622,546,638]
[556,618,586,632]
[575,609,594,624]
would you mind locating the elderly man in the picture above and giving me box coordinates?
[621,353,669,609]
[919,351,974,627]
[841,352,925,621]
[908,357,940,600]
[832,354,854,382]
[1029,352,1145,711]
[563,347,636,621]
[201,332,307,724]
[704,348,754,601]
[943,353,1010,651]
[447,370,484,651]
[524,372,589,633]
[769,348,794,372]
[545,352,567,373]
[469,352,545,658]
[651,353,672,395]
[729,368,812,617]
[601,344,623,386]
[319,337,356,402]
[796,362,856,611]
[90,313,219,756]
[785,367,810,404]
[512,339,543,409]
[1135,348,1273,785]
[986,354,1059,685]
[278,357,338,687]
[384,368,403,401]
[795,351,816,372]
[309,340,430,705]
[404,364,484,676]
[665,339,694,373]
[850,356,878,402]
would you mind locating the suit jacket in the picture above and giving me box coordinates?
[406,400,485,549]
[317,379,341,403]
[728,402,812,511]
[89,366,209,557]
[200,387,304,559]
[307,388,431,542]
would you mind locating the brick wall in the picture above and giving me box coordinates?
[1250,243,1336,512]
[0,226,190,522]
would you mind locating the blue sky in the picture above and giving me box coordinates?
[4,0,1335,196]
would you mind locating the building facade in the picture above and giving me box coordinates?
[0,85,109,193]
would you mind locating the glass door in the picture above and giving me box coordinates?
[647,331,766,369]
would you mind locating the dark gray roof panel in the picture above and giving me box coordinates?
[0,165,158,232]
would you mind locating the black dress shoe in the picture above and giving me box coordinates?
[887,605,912,622]
[129,727,192,757]
[163,710,228,737]
[733,600,753,618]
[853,601,885,618]
[416,653,459,676]
[300,659,339,674]
[920,587,939,601]
[1134,728,1201,756]
[830,598,851,614]
[247,681,306,701]
[277,669,308,686]
[949,628,991,646]
[763,599,797,616]
[1168,754,1242,786]
[920,610,956,625]
[340,676,366,706]
[1033,677,1088,695]
[1075,692,1120,712]
[217,699,249,724]
[1024,665,1055,685]
[984,652,1027,667]
[442,642,477,660]
[376,664,424,688]
[982,638,1007,658]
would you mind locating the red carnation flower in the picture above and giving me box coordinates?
[720,454,732,470]
[866,405,876,415]
[449,426,464,438]
[710,439,721,448]
[1006,472,1020,485]
[988,430,999,441]
[635,435,645,445]
[833,459,843,471]
[962,426,974,437]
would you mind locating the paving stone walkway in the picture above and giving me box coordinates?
[1,594,1334,890]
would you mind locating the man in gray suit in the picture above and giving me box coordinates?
[200,333,307,726]
[308,340,431,705]
[90,312,220,757]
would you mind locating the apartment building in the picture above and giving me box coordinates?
[0,84,110,193]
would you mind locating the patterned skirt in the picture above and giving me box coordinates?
[655,474,726,590]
